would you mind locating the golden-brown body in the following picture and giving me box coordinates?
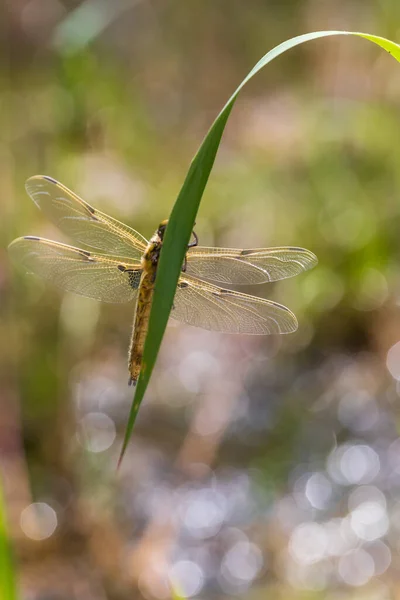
[128,221,167,385]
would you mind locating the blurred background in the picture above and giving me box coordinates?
[2,1,400,599]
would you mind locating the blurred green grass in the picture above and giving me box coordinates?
[0,475,17,600]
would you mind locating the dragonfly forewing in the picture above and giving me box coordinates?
[25,175,148,259]
[186,246,317,285]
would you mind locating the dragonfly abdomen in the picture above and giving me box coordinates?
[128,259,158,385]
[129,273,154,385]
[128,229,165,384]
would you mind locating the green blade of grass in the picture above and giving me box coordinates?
[0,474,18,600]
[118,31,400,465]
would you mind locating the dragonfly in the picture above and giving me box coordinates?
[8,176,317,385]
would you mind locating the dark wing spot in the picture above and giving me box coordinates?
[86,204,96,215]
[77,249,91,258]
[178,281,189,289]
[43,176,58,184]
[24,236,41,241]
[79,201,98,219]
[126,269,141,289]
[240,249,255,256]
[212,288,234,297]
[117,264,126,272]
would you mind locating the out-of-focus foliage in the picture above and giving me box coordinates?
[2,1,400,599]
[0,474,17,600]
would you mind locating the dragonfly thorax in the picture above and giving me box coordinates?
[157,219,168,240]
[141,221,168,274]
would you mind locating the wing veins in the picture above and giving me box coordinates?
[186,246,317,285]
[8,236,142,303]
[174,275,296,334]
[25,175,148,258]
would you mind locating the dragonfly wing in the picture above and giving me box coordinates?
[186,246,317,284]
[8,237,142,303]
[25,175,148,259]
[171,274,297,334]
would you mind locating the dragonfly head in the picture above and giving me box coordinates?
[157,219,169,240]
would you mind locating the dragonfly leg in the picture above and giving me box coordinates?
[128,376,137,387]
[182,228,198,272]
[188,229,198,248]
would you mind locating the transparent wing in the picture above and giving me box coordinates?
[186,246,317,285]
[25,175,148,259]
[172,274,297,334]
[8,237,142,303]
